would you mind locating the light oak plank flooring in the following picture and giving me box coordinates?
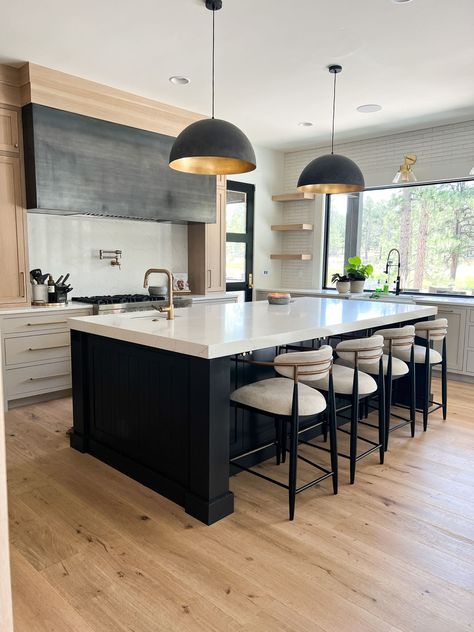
[6,380,474,632]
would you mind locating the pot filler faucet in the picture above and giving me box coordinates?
[384,249,401,295]
[143,268,174,320]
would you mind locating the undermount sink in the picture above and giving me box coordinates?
[350,294,416,304]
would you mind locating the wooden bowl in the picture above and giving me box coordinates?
[267,292,291,305]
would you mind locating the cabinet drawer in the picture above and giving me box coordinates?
[1,310,89,334]
[5,360,71,398]
[465,350,474,375]
[469,309,474,324]
[4,331,70,366]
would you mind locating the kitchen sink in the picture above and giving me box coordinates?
[350,294,416,304]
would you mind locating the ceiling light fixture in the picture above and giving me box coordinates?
[391,0,413,3]
[169,0,256,175]
[169,76,190,85]
[298,121,314,127]
[393,153,417,183]
[297,65,365,194]
[357,104,382,113]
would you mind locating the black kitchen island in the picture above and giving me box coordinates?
[69,298,436,524]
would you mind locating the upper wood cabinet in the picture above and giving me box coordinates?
[188,178,227,294]
[0,107,19,153]
[0,104,28,307]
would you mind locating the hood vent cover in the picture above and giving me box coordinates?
[22,104,216,223]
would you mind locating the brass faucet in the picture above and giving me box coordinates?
[143,268,174,320]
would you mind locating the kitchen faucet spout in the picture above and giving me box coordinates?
[384,248,402,295]
[143,268,174,320]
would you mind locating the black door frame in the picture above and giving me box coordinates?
[226,180,255,302]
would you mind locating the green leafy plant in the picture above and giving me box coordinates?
[331,273,350,284]
[345,256,374,281]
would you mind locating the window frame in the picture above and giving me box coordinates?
[322,176,474,297]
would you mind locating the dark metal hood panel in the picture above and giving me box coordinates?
[22,104,216,223]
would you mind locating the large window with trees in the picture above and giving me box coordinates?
[324,179,474,295]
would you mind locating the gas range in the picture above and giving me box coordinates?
[72,294,167,315]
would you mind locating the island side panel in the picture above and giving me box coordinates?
[186,356,234,524]
[70,332,234,524]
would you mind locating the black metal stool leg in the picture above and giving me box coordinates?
[328,374,338,495]
[288,384,299,520]
[377,357,386,462]
[274,417,281,466]
[281,419,287,464]
[409,347,416,437]
[441,338,448,421]
[423,345,430,432]
[349,371,359,485]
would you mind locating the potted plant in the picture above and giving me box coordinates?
[345,256,374,293]
[331,273,351,294]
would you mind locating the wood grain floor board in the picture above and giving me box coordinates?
[6,378,474,632]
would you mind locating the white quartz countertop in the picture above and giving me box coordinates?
[69,297,437,359]
[257,288,474,308]
[0,303,93,317]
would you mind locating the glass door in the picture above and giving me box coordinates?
[226,181,254,302]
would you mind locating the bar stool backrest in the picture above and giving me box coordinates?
[415,318,448,341]
[274,345,333,382]
[336,334,384,366]
[376,325,415,354]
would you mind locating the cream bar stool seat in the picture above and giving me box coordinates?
[288,337,386,485]
[230,346,337,521]
[393,318,448,430]
[375,325,416,449]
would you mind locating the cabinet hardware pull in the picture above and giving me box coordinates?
[14,143,19,148]
[26,321,68,326]
[28,344,69,351]
[28,373,70,381]
[248,273,254,289]
[208,269,212,288]
[19,271,26,297]
[439,310,454,313]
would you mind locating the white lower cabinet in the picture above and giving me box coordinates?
[1,307,91,409]
[433,306,466,372]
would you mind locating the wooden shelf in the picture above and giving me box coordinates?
[271,223,313,232]
[271,192,315,202]
[270,254,313,261]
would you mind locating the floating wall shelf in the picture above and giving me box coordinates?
[270,254,313,261]
[271,192,315,202]
[271,223,313,232]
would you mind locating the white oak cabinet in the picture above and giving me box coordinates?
[0,105,28,307]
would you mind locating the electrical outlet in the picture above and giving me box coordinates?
[263,270,269,276]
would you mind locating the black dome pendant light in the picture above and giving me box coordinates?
[297,65,365,194]
[169,0,256,175]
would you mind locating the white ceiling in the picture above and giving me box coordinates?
[2,0,474,151]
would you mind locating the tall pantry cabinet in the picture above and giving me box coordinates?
[0,104,29,307]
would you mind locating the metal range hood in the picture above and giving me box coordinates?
[22,104,217,224]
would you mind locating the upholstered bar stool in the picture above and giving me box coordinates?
[375,325,416,450]
[230,346,337,521]
[392,318,448,431]
[317,335,386,483]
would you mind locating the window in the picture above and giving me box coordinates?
[324,179,474,296]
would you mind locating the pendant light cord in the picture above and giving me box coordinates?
[211,8,215,119]
[331,70,337,155]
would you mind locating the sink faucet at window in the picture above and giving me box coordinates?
[143,268,174,320]
[384,249,401,296]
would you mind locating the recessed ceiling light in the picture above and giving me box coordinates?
[169,76,190,85]
[298,121,314,127]
[357,104,382,113]
[391,0,413,3]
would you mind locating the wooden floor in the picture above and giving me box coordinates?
[5,379,474,632]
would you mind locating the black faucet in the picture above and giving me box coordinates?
[384,248,401,295]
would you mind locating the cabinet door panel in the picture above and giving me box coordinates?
[434,308,466,371]
[205,186,226,292]
[0,156,27,304]
[0,107,19,153]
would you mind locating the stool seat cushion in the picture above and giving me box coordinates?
[230,377,327,417]
[393,344,442,364]
[336,354,409,377]
[302,364,377,396]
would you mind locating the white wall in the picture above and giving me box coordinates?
[27,214,188,297]
[230,144,285,290]
[281,119,474,289]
